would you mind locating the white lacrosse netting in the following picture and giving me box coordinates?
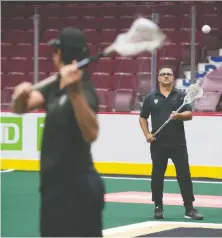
[107,17,166,56]
[184,82,204,104]
[30,17,166,92]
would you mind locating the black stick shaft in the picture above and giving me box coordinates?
[32,52,105,91]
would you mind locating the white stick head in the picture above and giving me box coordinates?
[184,83,204,104]
[110,17,166,56]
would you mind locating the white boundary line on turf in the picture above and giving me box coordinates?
[102,176,222,184]
[102,221,222,236]
[0,169,15,173]
[0,172,221,184]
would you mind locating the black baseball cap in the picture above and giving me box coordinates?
[48,27,89,63]
[48,27,88,49]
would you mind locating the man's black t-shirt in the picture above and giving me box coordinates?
[38,71,99,200]
[140,88,192,146]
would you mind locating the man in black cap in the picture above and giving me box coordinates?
[12,28,105,237]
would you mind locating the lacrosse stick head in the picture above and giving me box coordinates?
[184,83,204,104]
[104,17,166,56]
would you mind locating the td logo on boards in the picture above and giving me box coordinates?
[0,117,23,150]
[37,117,45,151]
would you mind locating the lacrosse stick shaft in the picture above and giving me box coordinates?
[31,45,118,91]
[153,103,185,137]
[32,51,106,91]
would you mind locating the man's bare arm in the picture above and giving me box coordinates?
[177,111,193,121]
[139,117,151,136]
[11,82,45,114]
[69,90,99,143]
[139,117,155,143]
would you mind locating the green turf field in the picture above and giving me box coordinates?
[1,171,222,237]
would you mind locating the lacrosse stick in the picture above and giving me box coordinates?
[31,17,166,91]
[153,81,204,138]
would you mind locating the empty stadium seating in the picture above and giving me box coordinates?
[1,1,222,112]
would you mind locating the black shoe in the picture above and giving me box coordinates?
[185,207,204,220]
[154,206,164,219]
